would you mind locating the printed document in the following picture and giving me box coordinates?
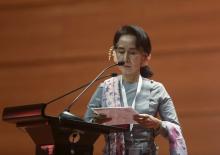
[92,107,139,125]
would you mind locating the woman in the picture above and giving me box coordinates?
[84,25,187,155]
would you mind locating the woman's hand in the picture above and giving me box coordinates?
[92,112,112,124]
[133,114,162,129]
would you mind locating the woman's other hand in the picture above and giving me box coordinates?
[92,112,112,124]
[133,114,162,129]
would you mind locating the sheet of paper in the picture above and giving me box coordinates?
[92,107,139,125]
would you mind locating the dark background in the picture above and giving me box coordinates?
[1,0,220,154]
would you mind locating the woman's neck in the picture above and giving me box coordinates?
[122,74,139,83]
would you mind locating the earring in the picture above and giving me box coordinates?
[108,46,114,61]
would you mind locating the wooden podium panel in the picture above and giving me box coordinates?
[2,103,127,155]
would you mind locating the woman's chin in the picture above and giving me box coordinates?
[122,71,135,76]
[120,68,138,76]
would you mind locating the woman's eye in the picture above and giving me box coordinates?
[129,51,136,55]
[128,50,138,55]
[117,50,125,54]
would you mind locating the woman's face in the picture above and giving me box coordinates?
[114,34,149,77]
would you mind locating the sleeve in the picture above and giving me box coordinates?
[154,83,188,154]
[162,121,188,155]
[158,83,179,125]
[83,85,104,122]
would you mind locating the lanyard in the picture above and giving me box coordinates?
[120,75,142,131]
[120,75,142,109]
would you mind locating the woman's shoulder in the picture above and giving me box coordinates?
[99,76,120,87]
[142,78,165,90]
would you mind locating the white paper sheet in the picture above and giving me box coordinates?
[92,107,139,125]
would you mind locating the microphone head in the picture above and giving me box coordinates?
[111,73,118,77]
[117,61,125,66]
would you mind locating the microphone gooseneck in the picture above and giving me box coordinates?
[65,62,123,112]
[46,73,118,105]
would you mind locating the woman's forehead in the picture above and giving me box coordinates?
[117,35,136,48]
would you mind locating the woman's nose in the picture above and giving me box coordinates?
[123,52,129,62]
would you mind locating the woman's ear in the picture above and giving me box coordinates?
[141,53,151,66]
[147,53,151,61]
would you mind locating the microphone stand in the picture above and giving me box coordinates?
[46,73,117,105]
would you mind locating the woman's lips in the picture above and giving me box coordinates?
[124,65,131,68]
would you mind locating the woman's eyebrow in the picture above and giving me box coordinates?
[117,46,137,50]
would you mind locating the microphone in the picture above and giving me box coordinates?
[117,61,125,66]
[46,73,118,105]
[59,62,124,121]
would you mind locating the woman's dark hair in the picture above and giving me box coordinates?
[113,25,153,78]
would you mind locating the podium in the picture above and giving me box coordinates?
[2,103,128,155]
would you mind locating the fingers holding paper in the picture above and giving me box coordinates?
[133,114,162,129]
[92,112,112,124]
